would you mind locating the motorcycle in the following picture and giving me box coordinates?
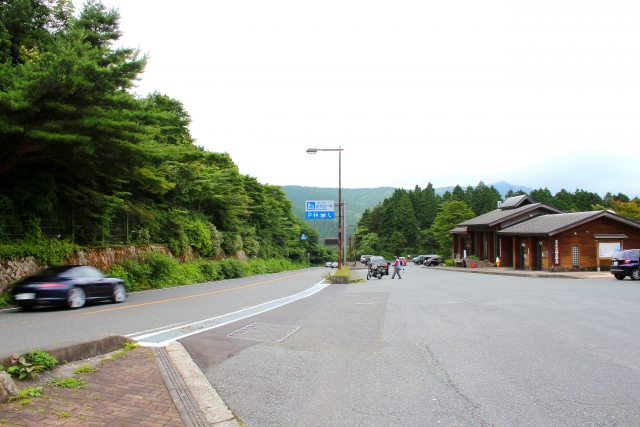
[367,263,385,280]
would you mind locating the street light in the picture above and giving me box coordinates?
[306,147,345,269]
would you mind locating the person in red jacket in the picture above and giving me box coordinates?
[392,256,402,279]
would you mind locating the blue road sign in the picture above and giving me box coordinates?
[305,211,335,219]
[305,200,334,212]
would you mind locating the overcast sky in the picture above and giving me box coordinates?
[74,0,639,197]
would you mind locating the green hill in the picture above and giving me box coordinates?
[281,186,395,242]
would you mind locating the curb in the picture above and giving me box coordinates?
[428,266,584,279]
[0,334,130,368]
[165,342,239,426]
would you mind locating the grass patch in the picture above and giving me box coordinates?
[47,377,88,390]
[55,411,70,418]
[102,341,139,363]
[73,365,97,374]
[334,266,350,277]
[9,387,43,406]
[108,253,307,292]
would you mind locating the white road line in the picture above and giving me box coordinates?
[125,322,189,337]
[135,280,329,347]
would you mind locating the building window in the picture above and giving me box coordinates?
[571,245,579,267]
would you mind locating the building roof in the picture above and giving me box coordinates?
[458,203,563,227]
[593,234,628,239]
[497,211,600,235]
[450,227,468,234]
[499,194,536,209]
[497,211,640,236]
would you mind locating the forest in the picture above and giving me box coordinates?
[356,181,640,259]
[0,0,333,265]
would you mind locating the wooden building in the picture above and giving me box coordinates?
[450,195,640,271]
[450,195,563,266]
[496,211,640,271]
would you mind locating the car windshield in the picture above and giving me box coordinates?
[612,251,626,259]
[33,266,75,277]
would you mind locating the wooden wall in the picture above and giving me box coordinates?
[557,217,640,270]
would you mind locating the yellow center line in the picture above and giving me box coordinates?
[0,271,310,328]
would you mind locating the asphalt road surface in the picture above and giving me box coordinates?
[180,265,640,427]
[3,265,640,426]
[0,269,321,355]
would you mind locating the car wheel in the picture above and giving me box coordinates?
[66,287,86,309]
[631,269,639,281]
[112,284,127,303]
[614,275,625,280]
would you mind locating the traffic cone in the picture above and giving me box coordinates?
[471,260,475,268]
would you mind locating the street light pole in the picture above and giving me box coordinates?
[306,146,344,269]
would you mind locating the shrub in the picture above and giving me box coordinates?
[120,259,152,291]
[143,251,178,287]
[108,264,130,285]
[0,291,12,307]
[194,260,223,281]
[28,350,58,371]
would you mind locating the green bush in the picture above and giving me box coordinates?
[105,254,306,293]
[444,259,455,267]
[143,251,179,287]
[28,350,58,371]
[0,291,12,307]
[194,260,223,281]
[108,264,130,285]
[120,259,152,291]
[0,238,77,265]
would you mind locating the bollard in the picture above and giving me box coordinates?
[496,257,500,268]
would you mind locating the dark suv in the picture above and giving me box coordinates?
[610,249,639,280]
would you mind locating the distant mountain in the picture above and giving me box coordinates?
[433,181,534,197]
[281,182,534,241]
[280,186,395,241]
[489,181,534,196]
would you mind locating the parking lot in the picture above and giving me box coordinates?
[200,265,640,426]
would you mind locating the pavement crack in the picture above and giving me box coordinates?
[424,343,489,427]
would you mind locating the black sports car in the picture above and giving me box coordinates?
[11,265,127,310]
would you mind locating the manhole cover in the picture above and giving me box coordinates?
[228,322,300,342]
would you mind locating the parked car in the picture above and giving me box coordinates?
[360,255,373,265]
[424,255,441,267]
[369,256,389,275]
[331,261,339,268]
[325,261,332,268]
[11,265,127,310]
[610,249,639,280]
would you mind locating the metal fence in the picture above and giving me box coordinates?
[0,209,130,244]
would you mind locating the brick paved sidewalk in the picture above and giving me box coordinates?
[0,347,185,427]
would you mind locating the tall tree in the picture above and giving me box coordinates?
[529,188,554,205]
[551,189,576,212]
[470,181,502,215]
[573,189,603,212]
[429,201,475,255]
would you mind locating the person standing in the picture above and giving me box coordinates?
[392,256,402,279]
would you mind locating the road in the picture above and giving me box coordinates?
[3,265,640,426]
[0,269,322,355]
[183,266,640,427]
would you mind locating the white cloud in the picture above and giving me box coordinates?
[74,0,640,196]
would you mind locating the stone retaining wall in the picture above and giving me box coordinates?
[0,245,176,294]
[1,245,249,295]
